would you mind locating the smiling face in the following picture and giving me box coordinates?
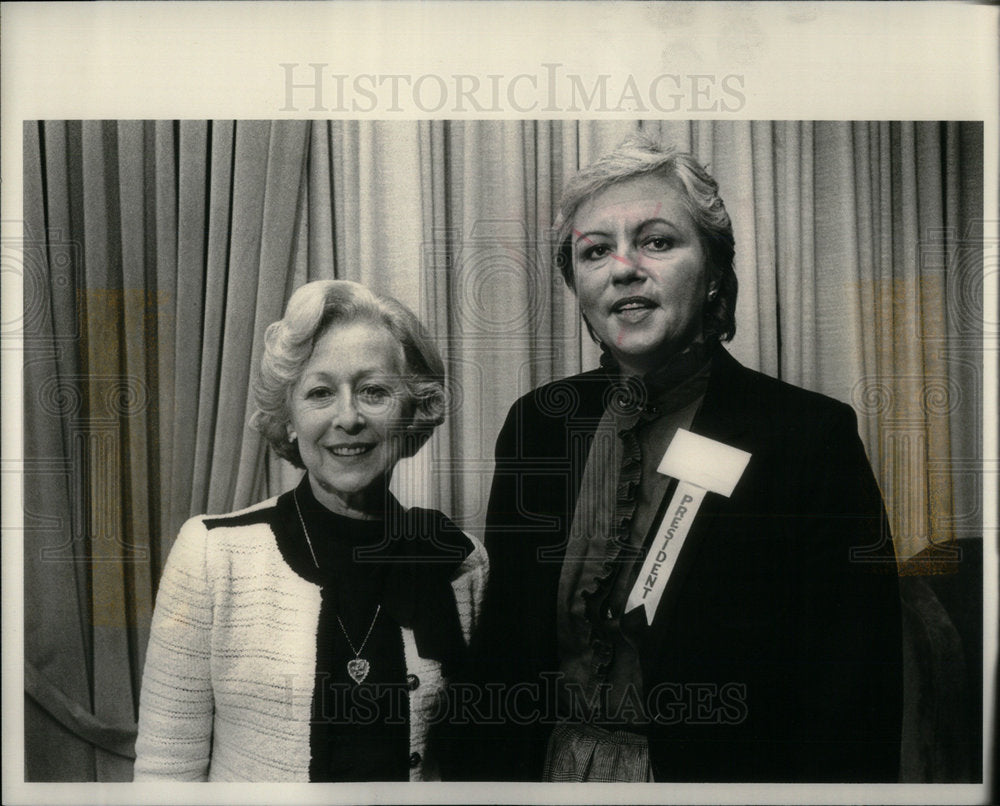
[572,173,712,375]
[287,320,414,518]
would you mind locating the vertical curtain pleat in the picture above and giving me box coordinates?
[779,122,816,388]
[112,121,154,739]
[207,122,269,512]
[700,121,766,370]
[913,124,954,554]
[303,121,335,283]
[168,120,209,546]
[813,122,865,406]
[153,122,178,566]
[881,124,939,560]
[23,119,982,780]
[539,121,581,385]
[449,121,531,520]
[78,121,134,782]
[190,121,236,519]
[747,121,780,376]
[416,120,455,515]
[946,123,985,539]
[849,121,880,464]
[23,121,98,781]
[231,121,311,509]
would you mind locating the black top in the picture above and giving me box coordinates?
[268,476,473,782]
[292,479,409,781]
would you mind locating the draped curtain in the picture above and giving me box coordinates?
[21,120,983,780]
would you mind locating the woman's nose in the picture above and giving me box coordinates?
[608,243,644,283]
[332,393,364,431]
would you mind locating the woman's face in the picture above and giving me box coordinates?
[571,174,711,375]
[287,320,414,517]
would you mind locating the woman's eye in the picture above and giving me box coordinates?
[580,243,612,261]
[305,387,333,401]
[644,235,674,252]
[357,386,391,405]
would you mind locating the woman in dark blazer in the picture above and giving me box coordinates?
[450,136,902,783]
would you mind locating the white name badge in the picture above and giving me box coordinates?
[625,429,751,625]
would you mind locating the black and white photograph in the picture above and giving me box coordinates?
[2,4,996,805]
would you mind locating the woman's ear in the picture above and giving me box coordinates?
[398,428,431,459]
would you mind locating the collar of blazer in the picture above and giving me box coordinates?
[687,344,754,445]
[625,345,755,634]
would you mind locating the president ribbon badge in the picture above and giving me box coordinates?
[625,429,752,625]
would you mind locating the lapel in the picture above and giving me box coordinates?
[640,346,755,634]
[536,368,616,567]
[687,346,753,445]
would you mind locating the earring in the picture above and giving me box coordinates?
[708,286,718,301]
[287,430,297,443]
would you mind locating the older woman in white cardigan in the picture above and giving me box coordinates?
[134,280,487,782]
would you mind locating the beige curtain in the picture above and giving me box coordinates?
[22,119,983,780]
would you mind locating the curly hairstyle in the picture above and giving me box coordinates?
[250,280,447,468]
[553,133,737,343]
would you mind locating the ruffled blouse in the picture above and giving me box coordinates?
[555,344,712,728]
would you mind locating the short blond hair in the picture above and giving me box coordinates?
[553,134,737,342]
[251,280,446,467]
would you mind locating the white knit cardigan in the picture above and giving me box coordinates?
[133,496,488,782]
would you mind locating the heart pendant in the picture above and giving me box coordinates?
[347,658,370,684]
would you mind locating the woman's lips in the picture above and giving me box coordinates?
[610,296,657,322]
[326,444,374,457]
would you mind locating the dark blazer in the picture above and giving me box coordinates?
[451,346,902,783]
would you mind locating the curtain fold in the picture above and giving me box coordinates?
[22,119,983,781]
[167,120,206,556]
[24,120,98,781]
[189,121,236,525]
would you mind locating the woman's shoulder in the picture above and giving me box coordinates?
[198,495,282,530]
[719,354,856,424]
[502,367,613,429]
[170,496,285,555]
[402,506,483,561]
[525,366,612,402]
[707,353,864,459]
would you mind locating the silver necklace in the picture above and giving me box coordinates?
[337,606,380,684]
[293,487,381,685]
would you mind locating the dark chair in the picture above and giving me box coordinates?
[897,539,982,783]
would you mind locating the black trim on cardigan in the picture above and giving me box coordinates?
[269,477,474,676]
